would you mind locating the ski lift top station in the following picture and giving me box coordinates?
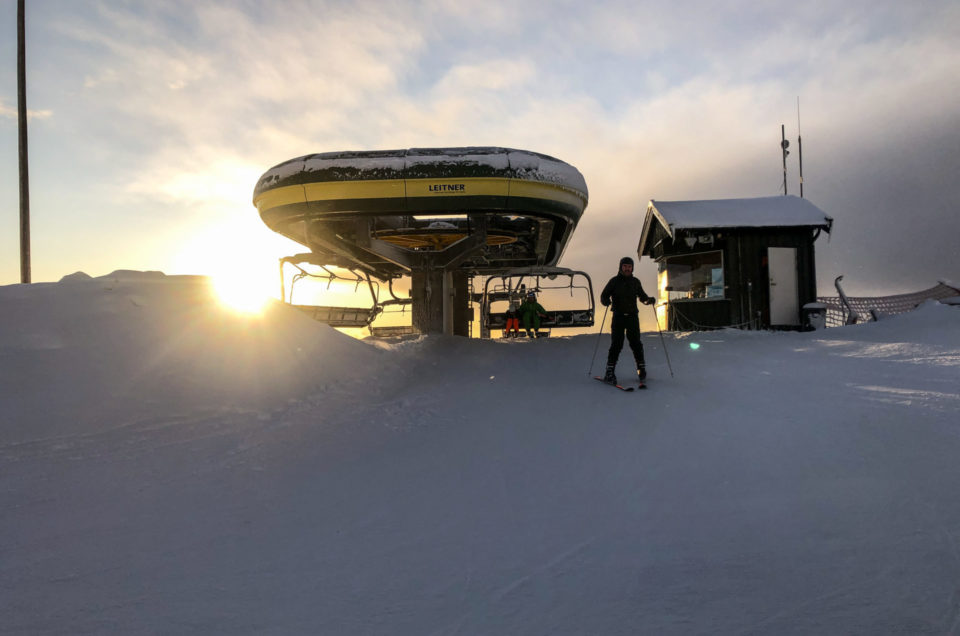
[253,147,591,336]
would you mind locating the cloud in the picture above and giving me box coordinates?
[0,99,52,120]
[9,0,958,291]
[432,60,536,94]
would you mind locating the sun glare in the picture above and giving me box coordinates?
[206,250,280,315]
[212,274,271,314]
[172,219,283,316]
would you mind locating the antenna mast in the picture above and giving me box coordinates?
[797,97,804,198]
[780,124,789,195]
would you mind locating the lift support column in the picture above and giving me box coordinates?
[411,269,470,336]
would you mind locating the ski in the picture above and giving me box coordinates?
[594,376,634,392]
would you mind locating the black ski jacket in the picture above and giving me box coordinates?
[600,274,652,314]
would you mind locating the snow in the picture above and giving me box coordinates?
[648,195,833,235]
[254,147,588,197]
[3,272,960,634]
[302,153,408,176]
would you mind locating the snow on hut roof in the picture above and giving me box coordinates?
[651,195,832,232]
[639,195,832,253]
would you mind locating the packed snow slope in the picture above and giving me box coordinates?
[3,272,960,635]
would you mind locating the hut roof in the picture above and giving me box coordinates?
[639,195,833,254]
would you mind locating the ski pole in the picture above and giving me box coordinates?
[651,303,674,378]
[588,304,610,376]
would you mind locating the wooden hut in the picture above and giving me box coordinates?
[637,196,833,330]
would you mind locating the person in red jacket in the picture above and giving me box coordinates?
[503,293,521,338]
[600,256,655,384]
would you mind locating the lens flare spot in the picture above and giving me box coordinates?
[689,342,701,350]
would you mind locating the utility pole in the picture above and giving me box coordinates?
[780,124,789,196]
[18,0,31,283]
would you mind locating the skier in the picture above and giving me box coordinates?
[600,256,655,384]
[503,293,521,338]
[518,291,548,338]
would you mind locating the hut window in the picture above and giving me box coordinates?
[662,250,724,300]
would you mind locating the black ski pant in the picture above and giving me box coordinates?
[607,311,645,369]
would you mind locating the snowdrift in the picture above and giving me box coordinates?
[0,271,385,443]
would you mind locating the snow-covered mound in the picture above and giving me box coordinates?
[2,273,959,634]
[0,271,385,443]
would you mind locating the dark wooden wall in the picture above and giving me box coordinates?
[723,228,819,328]
[646,225,821,329]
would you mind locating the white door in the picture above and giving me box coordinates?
[768,247,799,325]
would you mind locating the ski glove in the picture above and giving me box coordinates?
[643,297,655,305]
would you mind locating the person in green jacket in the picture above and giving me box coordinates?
[518,291,548,338]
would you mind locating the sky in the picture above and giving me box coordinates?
[2,0,959,302]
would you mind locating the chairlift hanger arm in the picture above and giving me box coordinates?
[364,272,379,304]
[282,258,382,305]
[387,277,407,302]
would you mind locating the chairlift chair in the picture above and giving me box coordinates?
[280,254,417,335]
[480,266,595,338]
[280,255,382,328]
[368,277,416,337]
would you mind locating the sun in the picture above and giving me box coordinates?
[204,245,282,315]
[171,219,284,316]
[211,272,271,314]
